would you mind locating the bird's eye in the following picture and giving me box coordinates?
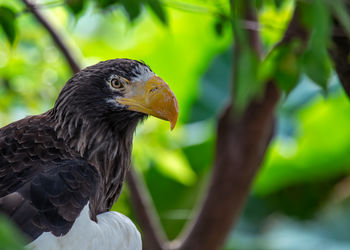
[110,78,124,89]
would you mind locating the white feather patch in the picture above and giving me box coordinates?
[26,204,142,250]
[130,65,154,83]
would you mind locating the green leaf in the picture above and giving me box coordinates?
[95,0,106,9]
[329,0,350,37]
[214,16,228,36]
[146,0,167,24]
[120,0,142,22]
[302,48,331,90]
[66,0,85,15]
[254,0,264,10]
[260,42,301,93]
[231,0,262,112]
[214,19,224,36]
[273,0,285,9]
[234,48,261,112]
[0,215,26,250]
[96,0,118,9]
[301,0,331,89]
[275,52,300,92]
[0,6,16,44]
[95,0,143,22]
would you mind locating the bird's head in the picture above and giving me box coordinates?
[54,59,178,131]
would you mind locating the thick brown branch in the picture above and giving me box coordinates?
[174,84,279,250]
[174,7,271,250]
[126,168,168,250]
[173,6,309,250]
[22,0,81,74]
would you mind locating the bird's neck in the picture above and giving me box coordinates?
[48,108,141,215]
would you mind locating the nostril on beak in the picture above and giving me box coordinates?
[149,87,159,93]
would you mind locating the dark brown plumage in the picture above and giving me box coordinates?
[0,58,178,242]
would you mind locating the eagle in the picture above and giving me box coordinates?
[0,59,178,250]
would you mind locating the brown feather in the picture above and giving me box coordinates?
[0,59,149,240]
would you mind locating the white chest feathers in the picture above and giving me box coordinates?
[26,204,142,250]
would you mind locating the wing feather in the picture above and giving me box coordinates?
[0,115,100,241]
[0,159,98,240]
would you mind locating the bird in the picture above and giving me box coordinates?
[0,58,178,250]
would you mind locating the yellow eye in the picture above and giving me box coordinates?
[111,78,124,89]
[111,76,129,89]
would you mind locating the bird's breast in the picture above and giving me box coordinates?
[27,203,142,250]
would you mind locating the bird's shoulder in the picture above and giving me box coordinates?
[0,112,103,241]
[0,112,69,152]
[0,112,82,197]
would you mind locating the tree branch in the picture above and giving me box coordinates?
[22,0,81,74]
[173,7,273,250]
[174,86,279,250]
[126,168,168,250]
[172,5,309,250]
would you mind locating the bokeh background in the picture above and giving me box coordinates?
[1,0,350,249]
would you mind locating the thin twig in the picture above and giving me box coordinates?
[126,168,168,250]
[22,0,81,74]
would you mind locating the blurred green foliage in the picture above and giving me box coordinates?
[0,215,26,250]
[1,0,350,249]
[0,6,17,44]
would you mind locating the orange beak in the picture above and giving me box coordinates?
[117,75,179,130]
